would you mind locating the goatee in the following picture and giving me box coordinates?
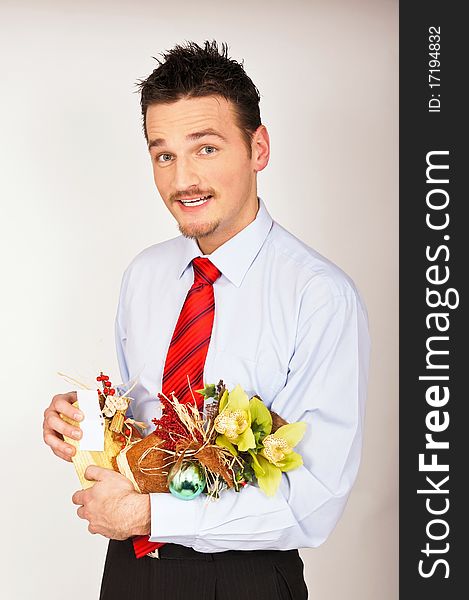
[178,219,221,240]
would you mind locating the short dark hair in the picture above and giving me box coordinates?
[137,40,261,154]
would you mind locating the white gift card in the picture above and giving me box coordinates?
[77,389,104,451]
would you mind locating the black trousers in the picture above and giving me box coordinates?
[99,539,308,599]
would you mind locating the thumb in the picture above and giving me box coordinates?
[84,465,114,482]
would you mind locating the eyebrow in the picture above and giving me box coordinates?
[148,128,227,150]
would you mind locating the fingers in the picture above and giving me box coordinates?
[43,428,76,461]
[53,446,74,462]
[53,392,81,421]
[45,412,82,441]
[43,392,84,461]
[75,500,98,534]
[72,489,86,506]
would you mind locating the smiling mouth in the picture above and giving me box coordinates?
[178,194,212,207]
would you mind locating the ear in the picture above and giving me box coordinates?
[251,125,270,173]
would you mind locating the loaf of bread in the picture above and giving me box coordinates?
[115,432,173,494]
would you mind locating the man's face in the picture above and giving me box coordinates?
[145,95,269,254]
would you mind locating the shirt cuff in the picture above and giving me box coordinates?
[148,492,202,547]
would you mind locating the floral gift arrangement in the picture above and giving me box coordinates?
[61,373,306,499]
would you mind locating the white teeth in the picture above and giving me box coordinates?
[180,195,211,207]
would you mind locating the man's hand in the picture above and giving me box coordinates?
[72,465,151,540]
[43,392,84,461]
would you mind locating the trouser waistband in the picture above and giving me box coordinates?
[152,543,299,561]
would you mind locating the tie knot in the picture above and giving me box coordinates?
[192,257,222,286]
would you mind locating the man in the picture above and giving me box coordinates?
[43,41,370,599]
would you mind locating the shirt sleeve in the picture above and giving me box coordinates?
[148,287,371,552]
[115,268,133,417]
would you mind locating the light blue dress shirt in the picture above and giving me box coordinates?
[115,197,370,552]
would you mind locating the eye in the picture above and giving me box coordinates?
[156,153,173,164]
[199,146,217,155]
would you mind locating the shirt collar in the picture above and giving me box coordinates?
[177,197,273,287]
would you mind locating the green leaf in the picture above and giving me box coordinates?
[273,422,307,448]
[255,455,282,496]
[195,383,217,400]
[242,463,255,483]
[249,396,272,437]
[277,450,303,472]
[215,434,238,456]
[237,427,256,451]
[253,431,267,451]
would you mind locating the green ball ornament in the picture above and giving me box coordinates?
[168,461,206,500]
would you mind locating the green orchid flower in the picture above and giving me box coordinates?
[250,452,282,496]
[218,389,229,412]
[251,421,307,496]
[261,422,306,469]
[214,384,256,451]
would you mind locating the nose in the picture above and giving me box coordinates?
[173,154,201,191]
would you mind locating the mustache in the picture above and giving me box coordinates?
[170,188,216,202]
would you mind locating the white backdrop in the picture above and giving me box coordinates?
[0,1,398,598]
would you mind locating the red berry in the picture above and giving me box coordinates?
[104,381,111,388]
[108,388,115,395]
[102,375,109,381]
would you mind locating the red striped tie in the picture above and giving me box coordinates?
[132,257,221,558]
